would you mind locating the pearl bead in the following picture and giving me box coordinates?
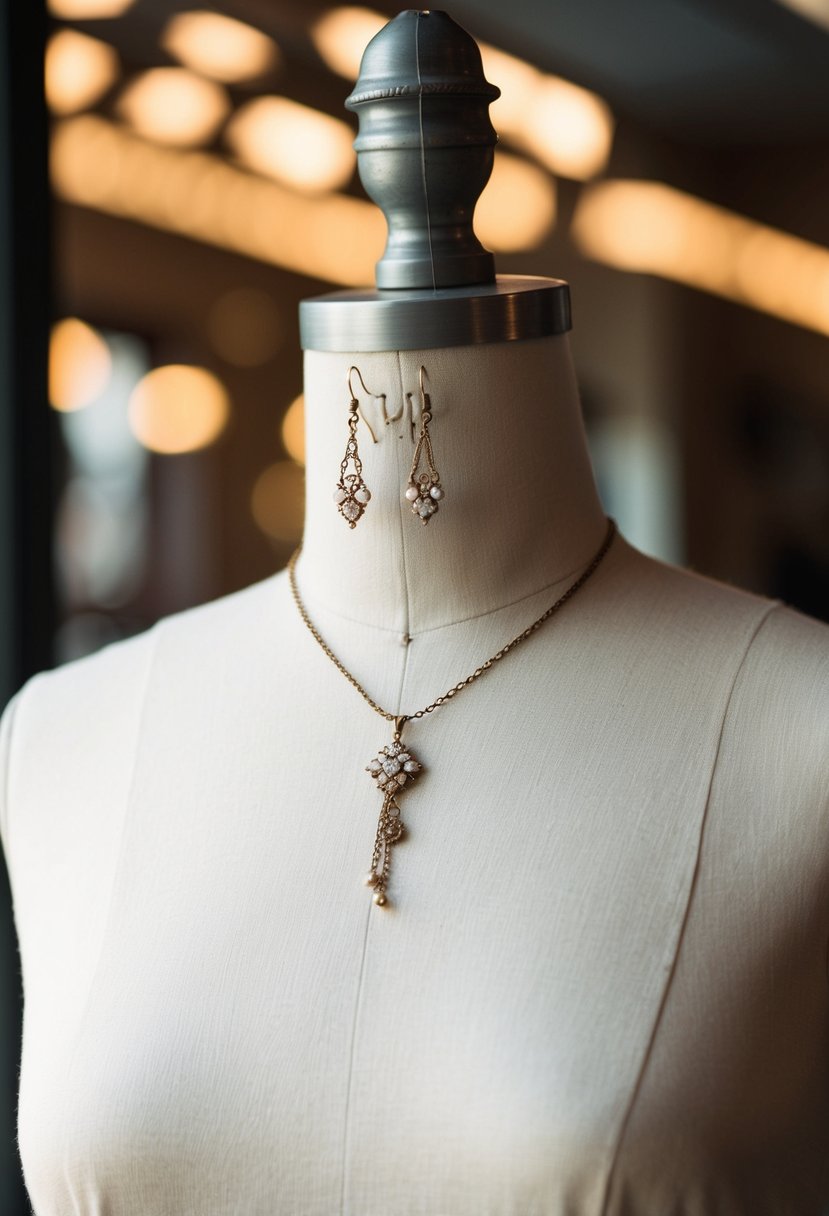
[355,487,371,504]
[364,871,378,887]
[405,485,419,502]
[373,891,387,906]
[429,484,444,500]
[333,486,347,504]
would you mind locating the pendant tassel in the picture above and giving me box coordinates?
[364,726,421,908]
[365,789,405,906]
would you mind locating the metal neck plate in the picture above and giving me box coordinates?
[299,275,571,352]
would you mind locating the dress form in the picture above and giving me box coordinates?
[1,10,828,1216]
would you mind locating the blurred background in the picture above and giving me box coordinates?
[0,0,828,1204]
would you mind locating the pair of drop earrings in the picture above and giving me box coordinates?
[333,365,446,529]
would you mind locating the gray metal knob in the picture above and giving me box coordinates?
[345,10,500,291]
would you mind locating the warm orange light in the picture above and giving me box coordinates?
[51,115,384,285]
[128,364,230,454]
[226,96,355,194]
[482,42,614,181]
[49,317,112,412]
[251,460,305,542]
[479,43,540,141]
[310,6,386,79]
[520,76,614,181]
[476,151,556,251]
[48,0,135,15]
[281,394,305,465]
[573,179,829,337]
[116,67,229,147]
[45,29,119,116]
[772,0,829,31]
[160,10,279,83]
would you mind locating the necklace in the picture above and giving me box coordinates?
[288,516,617,909]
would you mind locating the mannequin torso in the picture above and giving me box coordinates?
[2,336,828,1215]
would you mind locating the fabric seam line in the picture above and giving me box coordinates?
[598,598,783,1214]
[339,899,373,1216]
[285,548,611,640]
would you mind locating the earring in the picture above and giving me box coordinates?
[404,366,445,524]
[333,366,375,528]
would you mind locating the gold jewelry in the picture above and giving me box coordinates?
[288,516,617,909]
[404,366,445,524]
[333,366,378,528]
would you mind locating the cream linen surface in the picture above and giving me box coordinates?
[1,534,828,1216]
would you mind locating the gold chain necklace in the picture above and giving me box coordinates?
[288,516,617,909]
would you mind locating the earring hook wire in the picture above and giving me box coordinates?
[346,365,381,443]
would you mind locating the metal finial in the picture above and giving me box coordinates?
[346,10,500,291]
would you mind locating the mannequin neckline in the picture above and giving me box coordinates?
[297,338,608,634]
[290,539,606,641]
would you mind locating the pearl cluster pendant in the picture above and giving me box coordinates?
[335,368,376,528]
[404,366,445,525]
[333,476,371,527]
[364,734,422,907]
[404,473,445,524]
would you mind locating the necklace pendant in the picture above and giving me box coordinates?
[364,734,422,908]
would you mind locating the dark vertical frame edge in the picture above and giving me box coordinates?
[0,0,53,1209]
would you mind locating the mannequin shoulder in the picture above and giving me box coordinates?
[614,537,828,794]
[1,572,283,733]
[0,573,286,854]
[610,533,779,626]
[0,623,157,868]
[617,534,828,657]
[723,601,829,795]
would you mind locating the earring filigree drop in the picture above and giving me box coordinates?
[404,365,445,524]
[333,366,376,528]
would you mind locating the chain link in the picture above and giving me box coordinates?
[339,406,362,482]
[410,406,440,487]
[288,517,617,728]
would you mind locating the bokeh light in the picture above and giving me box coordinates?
[116,67,230,147]
[225,96,356,194]
[573,179,829,336]
[45,29,120,116]
[310,7,386,79]
[160,10,279,83]
[281,394,305,465]
[49,317,112,412]
[476,151,556,251]
[51,115,384,285]
[127,364,230,454]
[479,43,540,138]
[520,76,614,181]
[48,0,135,15]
